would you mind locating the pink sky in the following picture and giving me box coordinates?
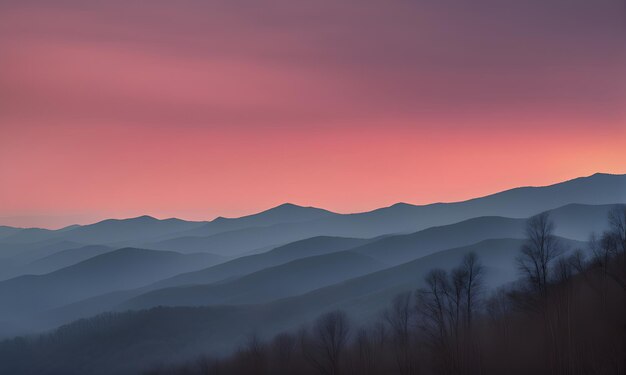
[1,0,625,228]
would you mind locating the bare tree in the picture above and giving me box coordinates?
[588,209,626,294]
[417,269,451,343]
[449,267,466,338]
[195,355,218,375]
[371,320,387,350]
[577,233,612,306]
[516,212,562,299]
[384,292,416,374]
[457,252,484,374]
[272,332,296,374]
[417,269,452,374]
[552,257,573,284]
[355,328,377,375]
[461,252,484,329]
[303,310,351,375]
[606,207,626,291]
[568,248,587,275]
[414,254,485,374]
[486,287,513,344]
[608,206,626,253]
[235,334,268,375]
[605,206,626,372]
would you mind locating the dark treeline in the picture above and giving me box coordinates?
[147,208,626,375]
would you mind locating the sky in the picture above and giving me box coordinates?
[1,0,625,228]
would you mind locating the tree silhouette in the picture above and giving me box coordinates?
[302,310,350,375]
[384,292,416,374]
[516,212,562,299]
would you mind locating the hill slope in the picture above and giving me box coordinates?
[0,248,224,319]
[122,251,385,309]
[0,237,588,375]
[153,236,371,288]
[20,245,113,275]
[147,174,626,255]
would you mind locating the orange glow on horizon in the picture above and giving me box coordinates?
[2,119,624,228]
[1,0,624,228]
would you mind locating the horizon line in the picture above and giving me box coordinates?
[2,171,624,230]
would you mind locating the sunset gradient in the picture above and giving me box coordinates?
[1,0,625,228]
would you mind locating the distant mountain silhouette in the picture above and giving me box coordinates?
[0,226,22,240]
[543,203,624,240]
[296,173,626,239]
[0,204,336,252]
[22,245,113,275]
[236,236,583,344]
[0,173,624,365]
[0,245,116,282]
[39,204,607,332]
[153,236,371,288]
[0,239,84,272]
[144,204,339,255]
[351,216,525,265]
[110,202,605,311]
[30,237,374,331]
[121,251,385,310]
[2,173,623,254]
[145,174,626,255]
[0,227,60,244]
[0,248,224,320]
[57,216,206,244]
[0,202,617,338]
[179,203,337,237]
[1,239,79,260]
[145,216,525,287]
[153,204,616,274]
[350,203,621,265]
[153,204,619,288]
[0,216,205,245]
[3,237,585,375]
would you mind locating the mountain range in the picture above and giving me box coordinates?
[0,172,624,374]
